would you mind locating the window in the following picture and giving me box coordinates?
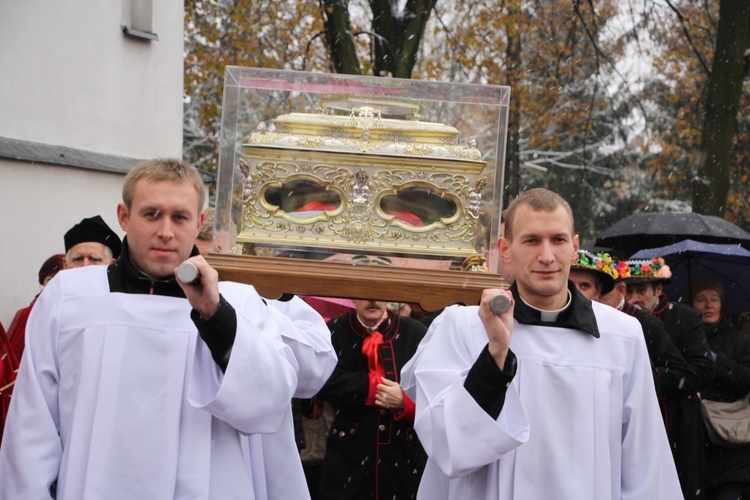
[122,0,158,41]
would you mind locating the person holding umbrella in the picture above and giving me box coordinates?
[624,257,715,499]
[690,279,750,500]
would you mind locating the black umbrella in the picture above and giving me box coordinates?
[631,239,750,315]
[595,212,750,257]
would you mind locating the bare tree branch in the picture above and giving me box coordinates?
[663,0,712,74]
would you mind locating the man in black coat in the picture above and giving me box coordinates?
[570,251,695,398]
[625,257,715,500]
[315,255,428,500]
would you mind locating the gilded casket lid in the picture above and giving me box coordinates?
[244,93,484,164]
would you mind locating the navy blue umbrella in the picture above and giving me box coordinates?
[631,239,750,315]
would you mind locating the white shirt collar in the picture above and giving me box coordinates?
[356,312,387,332]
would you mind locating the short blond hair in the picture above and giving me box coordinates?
[503,188,574,242]
[122,158,205,211]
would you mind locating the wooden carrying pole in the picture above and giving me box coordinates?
[207,254,508,312]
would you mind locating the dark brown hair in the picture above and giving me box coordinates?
[689,278,725,305]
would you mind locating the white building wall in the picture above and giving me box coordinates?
[0,0,184,326]
[0,161,125,325]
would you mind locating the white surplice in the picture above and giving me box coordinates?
[251,296,337,500]
[0,266,301,499]
[400,302,682,500]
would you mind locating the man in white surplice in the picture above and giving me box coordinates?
[0,158,334,499]
[401,188,682,499]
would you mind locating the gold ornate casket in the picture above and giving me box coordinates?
[238,93,489,260]
[210,68,510,309]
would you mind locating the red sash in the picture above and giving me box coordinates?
[361,331,386,381]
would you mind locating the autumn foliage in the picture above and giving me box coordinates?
[184,0,750,241]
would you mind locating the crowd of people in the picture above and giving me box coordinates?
[567,250,750,499]
[0,159,748,499]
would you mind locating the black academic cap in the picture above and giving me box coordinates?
[64,215,122,259]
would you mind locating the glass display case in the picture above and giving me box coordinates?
[210,67,510,309]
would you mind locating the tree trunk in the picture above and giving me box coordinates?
[320,0,362,75]
[320,0,436,78]
[393,0,437,78]
[369,0,396,76]
[504,7,522,207]
[367,0,437,78]
[693,0,750,215]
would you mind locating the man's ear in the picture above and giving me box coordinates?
[498,237,510,262]
[197,210,205,230]
[655,282,664,295]
[117,203,129,232]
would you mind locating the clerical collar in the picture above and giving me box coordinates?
[356,313,387,332]
[510,281,600,338]
[519,290,572,322]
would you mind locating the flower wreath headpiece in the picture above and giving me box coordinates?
[622,256,672,282]
[572,250,621,280]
